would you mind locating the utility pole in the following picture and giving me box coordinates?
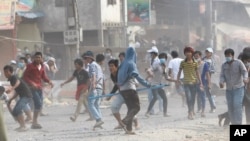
[185,0,191,45]
[205,0,213,47]
[73,0,80,56]
[122,0,127,48]
[98,1,104,47]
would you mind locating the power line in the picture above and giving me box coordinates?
[0,35,46,44]
[0,35,68,46]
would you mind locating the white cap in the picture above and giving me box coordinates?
[135,42,140,48]
[147,46,159,54]
[48,57,56,62]
[206,47,213,53]
[10,60,16,64]
[151,40,156,45]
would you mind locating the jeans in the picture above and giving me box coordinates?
[205,86,216,110]
[183,84,197,113]
[31,89,43,111]
[147,88,167,115]
[147,89,163,114]
[88,89,102,121]
[12,97,31,117]
[226,87,244,125]
[196,84,206,111]
[23,98,33,112]
[243,91,250,124]
[120,89,140,131]
[111,94,124,114]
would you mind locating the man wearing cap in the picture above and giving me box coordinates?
[10,60,18,75]
[83,51,104,128]
[203,47,216,113]
[145,46,168,117]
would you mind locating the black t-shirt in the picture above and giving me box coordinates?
[73,69,89,86]
[8,75,32,98]
[110,72,119,94]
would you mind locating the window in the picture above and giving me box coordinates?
[107,0,116,5]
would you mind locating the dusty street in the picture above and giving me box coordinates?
[3,83,231,141]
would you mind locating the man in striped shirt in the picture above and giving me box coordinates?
[177,47,203,120]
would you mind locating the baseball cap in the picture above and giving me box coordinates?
[10,60,17,64]
[151,40,156,45]
[83,51,95,60]
[147,46,159,54]
[206,47,213,53]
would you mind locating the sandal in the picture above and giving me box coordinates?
[114,125,123,130]
[201,113,206,118]
[40,112,48,116]
[125,131,136,135]
[15,127,28,132]
[70,116,76,122]
[31,123,42,129]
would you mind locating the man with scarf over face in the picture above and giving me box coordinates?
[117,47,151,134]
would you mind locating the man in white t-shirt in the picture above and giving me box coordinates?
[145,46,168,117]
[168,51,186,107]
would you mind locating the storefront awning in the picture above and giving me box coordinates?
[216,23,250,42]
[17,11,44,19]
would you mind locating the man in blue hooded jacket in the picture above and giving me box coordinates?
[117,47,151,134]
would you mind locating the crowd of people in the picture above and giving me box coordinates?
[1,42,250,136]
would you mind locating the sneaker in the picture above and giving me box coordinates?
[145,112,150,118]
[94,121,104,128]
[210,109,215,113]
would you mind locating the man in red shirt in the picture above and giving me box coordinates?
[23,52,53,129]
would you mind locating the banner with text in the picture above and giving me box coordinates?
[16,0,36,12]
[0,0,16,30]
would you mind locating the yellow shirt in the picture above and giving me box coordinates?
[180,60,198,84]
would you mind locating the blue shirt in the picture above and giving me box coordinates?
[89,61,104,89]
[201,62,209,86]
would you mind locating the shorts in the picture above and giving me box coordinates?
[31,89,43,111]
[111,94,124,113]
[12,97,30,117]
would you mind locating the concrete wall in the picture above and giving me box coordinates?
[78,0,100,30]
[0,30,15,80]
[38,0,67,32]
[101,0,121,23]
[16,23,42,51]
